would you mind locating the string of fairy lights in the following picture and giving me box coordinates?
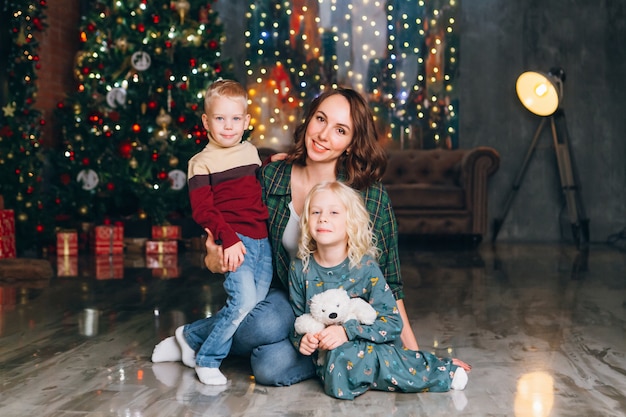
[243,0,459,151]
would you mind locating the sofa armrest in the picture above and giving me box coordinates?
[460,147,500,234]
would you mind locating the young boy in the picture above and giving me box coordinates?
[152,79,272,385]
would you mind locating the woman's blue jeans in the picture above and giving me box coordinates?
[183,235,273,369]
[184,286,316,386]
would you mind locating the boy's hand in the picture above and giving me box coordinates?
[317,325,348,351]
[299,333,319,356]
[223,241,246,272]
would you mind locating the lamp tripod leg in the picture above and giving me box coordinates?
[491,118,547,243]
[550,111,589,249]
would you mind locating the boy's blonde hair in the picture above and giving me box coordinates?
[203,79,248,113]
[298,181,381,271]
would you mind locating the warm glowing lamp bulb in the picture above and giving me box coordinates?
[516,71,561,116]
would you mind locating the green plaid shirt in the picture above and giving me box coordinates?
[259,160,404,300]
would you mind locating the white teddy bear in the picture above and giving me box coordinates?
[295,288,377,337]
[294,288,377,365]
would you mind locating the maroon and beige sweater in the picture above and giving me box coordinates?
[187,141,268,250]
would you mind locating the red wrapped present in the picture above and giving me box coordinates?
[94,254,123,280]
[145,240,178,254]
[151,267,180,279]
[57,255,78,277]
[151,225,182,240]
[57,230,78,255]
[146,253,178,268]
[0,208,16,259]
[92,223,124,254]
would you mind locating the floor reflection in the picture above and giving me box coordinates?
[0,242,624,417]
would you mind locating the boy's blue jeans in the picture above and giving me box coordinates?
[183,234,272,368]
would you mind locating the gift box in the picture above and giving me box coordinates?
[57,230,78,256]
[94,255,124,280]
[57,255,78,277]
[146,253,178,268]
[151,225,182,240]
[0,208,16,259]
[92,223,124,254]
[145,240,178,254]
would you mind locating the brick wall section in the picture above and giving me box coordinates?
[37,2,81,147]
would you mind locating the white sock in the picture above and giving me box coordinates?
[195,366,227,385]
[451,367,468,390]
[175,326,196,368]
[151,336,182,363]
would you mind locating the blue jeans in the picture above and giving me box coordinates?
[184,287,316,386]
[183,234,272,368]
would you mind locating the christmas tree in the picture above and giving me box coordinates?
[52,0,232,227]
[243,0,459,151]
[0,0,50,254]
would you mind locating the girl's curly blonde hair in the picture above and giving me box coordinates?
[297,181,381,271]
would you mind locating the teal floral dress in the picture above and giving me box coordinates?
[288,255,461,400]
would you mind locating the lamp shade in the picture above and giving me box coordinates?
[516,71,561,116]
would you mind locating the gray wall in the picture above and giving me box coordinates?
[216,0,626,243]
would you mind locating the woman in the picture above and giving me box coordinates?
[201,87,418,385]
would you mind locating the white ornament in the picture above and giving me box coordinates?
[106,87,127,108]
[168,169,187,190]
[77,169,100,191]
[131,51,152,71]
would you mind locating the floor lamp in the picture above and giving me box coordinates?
[491,68,589,248]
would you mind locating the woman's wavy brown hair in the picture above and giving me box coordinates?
[285,88,387,190]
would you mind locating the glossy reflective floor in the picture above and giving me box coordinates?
[0,242,624,417]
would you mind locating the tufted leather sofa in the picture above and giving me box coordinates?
[381,147,500,244]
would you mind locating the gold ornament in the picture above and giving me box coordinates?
[169,156,179,167]
[176,0,190,24]
[129,157,138,169]
[138,210,148,220]
[141,102,147,114]
[156,108,172,128]
[18,213,28,222]
[79,206,88,216]
[155,47,162,55]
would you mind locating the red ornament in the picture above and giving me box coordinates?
[152,14,160,24]
[191,104,198,111]
[148,100,158,110]
[88,111,103,125]
[131,123,141,133]
[60,173,71,185]
[209,40,218,49]
[82,157,90,166]
[106,182,115,191]
[39,119,46,126]
[26,186,34,194]
[189,58,196,67]
[157,170,168,180]
[119,140,133,159]
[177,115,186,124]
[151,151,159,161]
[36,224,44,233]
[87,23,96,32]
[138,23,145,32]
[165,40,172,48]
[57,101,65,109]
[214,63,222,74]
